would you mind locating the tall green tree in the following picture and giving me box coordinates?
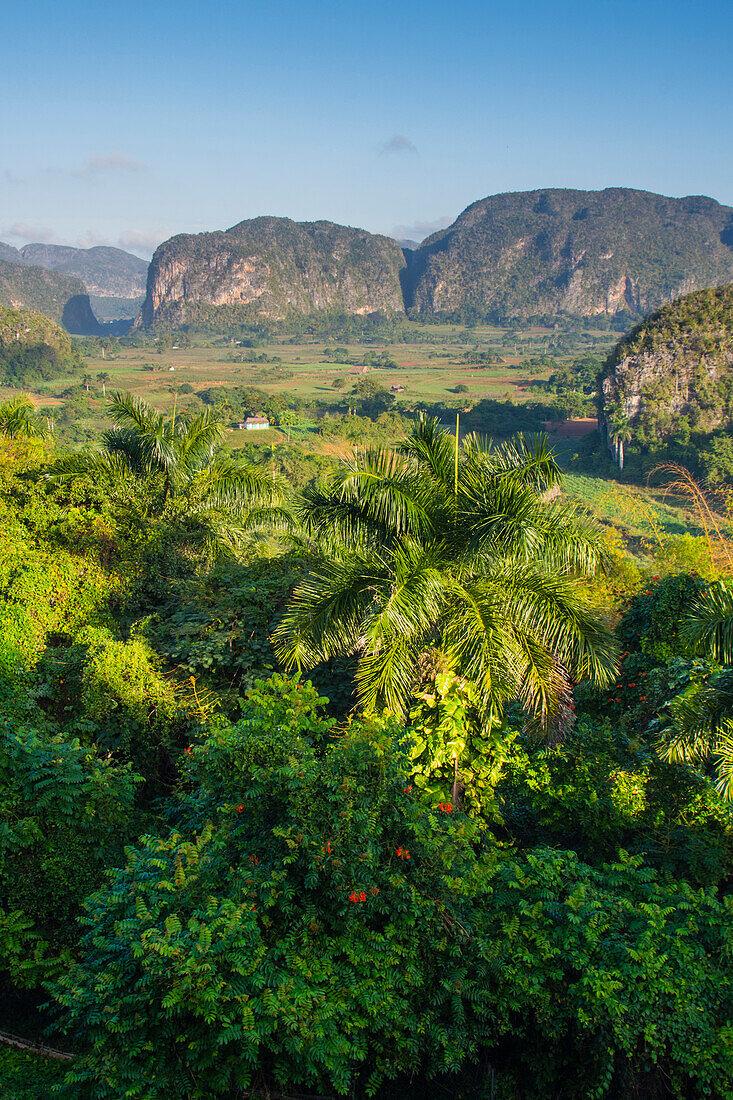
[47,392,288,551]
[609,412,632,471]
[275,418,615,735]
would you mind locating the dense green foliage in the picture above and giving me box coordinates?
[277,419,615,731]
[1,396,732,1098]
[0,307,83,387]
[52,679,733,1100]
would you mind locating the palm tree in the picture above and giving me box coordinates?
[609,413,633,471]
[96,371,110,396]
[0,395,52,442]
[274,418,615,736]
[657,581,733,799]
[47,392,287,550]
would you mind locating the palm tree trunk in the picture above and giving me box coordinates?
[451,753,460,807]
[619,440,624,471]
[160,472,172,510]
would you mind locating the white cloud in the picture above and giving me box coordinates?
[1,221,58,243]
[75,229,112,249]
[380,135,418,155]
[116,229,167,257]
[76,153,147,179]
[390,216,452,243]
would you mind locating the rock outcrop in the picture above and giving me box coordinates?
[403,188,733,320]
[140,217,407,326]
[599,284,733,448]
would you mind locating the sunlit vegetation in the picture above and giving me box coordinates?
[0,376,732,1099]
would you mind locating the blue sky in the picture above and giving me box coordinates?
[2,0,732,256]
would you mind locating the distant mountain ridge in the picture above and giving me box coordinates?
[18,243,148,298]
[0,241,148,300]
[0,258,98,333]
[139,188,733,327]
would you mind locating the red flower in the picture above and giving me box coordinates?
[185,746,193,754]
[349,891,363,903]
[249,854,258,865]
[360,891,367,902]
[403,785,413,794]
[396,846,411,860]
[238,805,244,813]
[438,802,454,813]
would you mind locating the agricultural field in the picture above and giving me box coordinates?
[5,320,620,445]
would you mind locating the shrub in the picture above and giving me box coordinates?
[52,677,733,1100]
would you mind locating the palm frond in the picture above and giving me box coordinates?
[0,395,52,441]
[712,721,733,801]
[44,451,137,484]
[397,416,456,488]
[107,391,177,477]
[174,408,226,472]
[477,433,562,493]
[298,449,437,549]
[682,581,733,664]
[197,456,284,508]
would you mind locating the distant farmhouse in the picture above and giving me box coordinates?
[239,415,270,430]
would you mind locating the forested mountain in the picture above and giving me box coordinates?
[17,243,147,298]
[0,258,98,333]
[0,304,83,385]
[599,284,733,455]
[1,410,733,1100]
[139,189,733,328]
[140,217,407,326]
[403,188,733,320]
[0,242,147,324]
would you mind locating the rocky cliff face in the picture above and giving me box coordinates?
[404,188,733,319]
[599,285,733,447]
[141,217,406,326]
[0,259,99,333]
